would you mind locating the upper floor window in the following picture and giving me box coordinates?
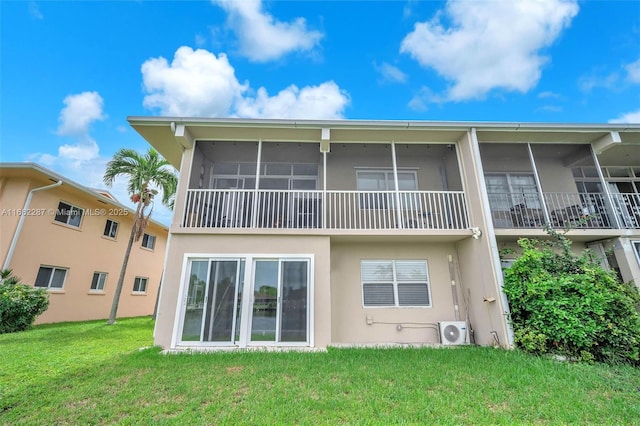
[361,260,431,308]
[35,266,67,289]
[141,233,156,250]
[133,277,148,293]
[356,170,418,191]
[54,201,83,228]
[103,219,119,239]
[90,272,107,291]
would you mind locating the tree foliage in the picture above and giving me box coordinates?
[503,227,640,365]
[0,269,49,334]
[103,148,177,324]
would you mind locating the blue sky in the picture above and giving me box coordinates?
[1,0,639,225]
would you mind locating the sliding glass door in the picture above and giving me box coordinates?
[179,257,310,346]
[251,259,308,343]
[181,260,244,343]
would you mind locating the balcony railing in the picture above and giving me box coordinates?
[182,189,470,231]
[488,192,640,229]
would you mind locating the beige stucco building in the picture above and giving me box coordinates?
[128,117,640,351]
[0,163,168,323]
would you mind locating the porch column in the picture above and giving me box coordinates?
[320,129,330,230]
[526,143,551,224]
[590,145,622,229]
[391,141,403,228]
[251,139,263,228]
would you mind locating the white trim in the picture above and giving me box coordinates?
[172,253,315,349]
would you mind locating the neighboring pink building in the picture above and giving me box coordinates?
[0,163,168,324]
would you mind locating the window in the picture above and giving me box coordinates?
[633,241,640,266]
[103,219,118,238]
[356,170,418,209]
[361,260,430,307]
[133,277,148,293]
[141,233,155,250]
[34,266,67,289]
[54,201,83,227]
[90,272,107,291]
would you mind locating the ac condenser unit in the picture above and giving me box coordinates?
[438,321,467,345]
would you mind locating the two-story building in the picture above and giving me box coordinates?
[0,163,168,323]
[128,118,640,350]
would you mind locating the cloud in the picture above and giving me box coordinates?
[141,46,349,119]
[212,0,323,62]
[57,91,106,137]
[400,0,579,101]
[609,109,640,124]
[375,62,408,84]
[142,47,245,117]
[408,87,438,111]
[625,58,640,84]
[235,82,349,119]
[538,91,563,100]
[578,71,620,93]
[29,2,43,20]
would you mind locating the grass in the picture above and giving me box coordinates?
[1,317,639,425]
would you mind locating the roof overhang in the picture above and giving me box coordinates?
[127,117,640,169]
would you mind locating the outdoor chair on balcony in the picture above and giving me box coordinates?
[551,204,604,228]
[510,203,543,228]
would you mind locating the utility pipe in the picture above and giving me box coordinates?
[2,180,63,271]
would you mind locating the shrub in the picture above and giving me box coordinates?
[0,270,49,334]
[503,228,640,365]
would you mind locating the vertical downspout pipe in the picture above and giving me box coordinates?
[2,180,63,271]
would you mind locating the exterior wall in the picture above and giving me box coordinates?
[0,177,31,261]
[1,173,167,323]
[457,131,512,346]
[613,238,640,286]
[330,241,458,345]
[153,233,331,349]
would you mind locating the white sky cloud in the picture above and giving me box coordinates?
[141,46,349,119]
[29,2,43,20]
[609,109,640,124]
[212,0,323,62]
[235,82,349,119]
[142,47,245,117]
[375,62,408,84]
[625,58,640,84]
[400,0,579,101]
[57,91,105,137]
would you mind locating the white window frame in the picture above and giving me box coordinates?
[54,201,83,228]
[356,169,418,191]
[172,253,315,349]
[361,260,431,308]
[90,272,107,292]
[34,266,68,289]
[133,277,148,293]
[141,233,156,250]
[632,241,640,267]
[103,219,119,239]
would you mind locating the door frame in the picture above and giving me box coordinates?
[172,253,314,349]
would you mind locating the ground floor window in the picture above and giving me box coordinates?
[633,241,640,266]
[361,260,431,307]
[34,266,67,289]
[178,255,311,346]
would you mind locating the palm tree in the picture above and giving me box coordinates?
[103,148,177,324]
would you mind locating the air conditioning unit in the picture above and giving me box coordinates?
[438,321,467,345]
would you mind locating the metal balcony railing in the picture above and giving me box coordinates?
[182,189,470,231]
[488,191,640,229]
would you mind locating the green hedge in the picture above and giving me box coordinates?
[503,231,640,365]
[0,270,49,334]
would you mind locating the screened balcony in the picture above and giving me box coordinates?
[181,140,470,232]
[481,143,640,230]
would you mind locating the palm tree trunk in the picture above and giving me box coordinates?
[106,210,139,325]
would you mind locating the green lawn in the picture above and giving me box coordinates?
[1,317,639,425]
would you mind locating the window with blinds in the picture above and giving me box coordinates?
[361,260,431,307]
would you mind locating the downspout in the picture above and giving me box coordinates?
[2,180,63,270]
